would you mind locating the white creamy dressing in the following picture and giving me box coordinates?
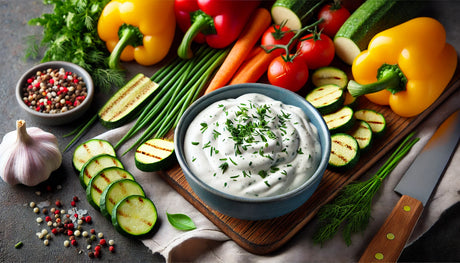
[184,93,321,198]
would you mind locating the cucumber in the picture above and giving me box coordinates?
[79,154,124,189]
[328,133,360,171]
[306,84,344,115]
[271,0,325,30]
[334,0,422,65]
[98,73,159,128]
[135,138,176,172]
[72,139,116,172]
[86,167,135,209]
[112,195,157,237]
[100,179,145,220]
[354,109,386,136]
[323,106,355,133]
[348,120,373,152]
[311,67,348,89]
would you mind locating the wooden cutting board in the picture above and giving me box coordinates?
[162,63,460,255]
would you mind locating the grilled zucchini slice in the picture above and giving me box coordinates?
[354,109,386,137]
[72,139,116,172]
[311,67,348,89]
[98,73,159,129]
[306,84,345,115]
[323,106,355,133]
[79,154,124,189]
[329,133,360,171]
[348,120,373,152]
[112,195,157,237]
[100,179,145,220]
[135,138,176,172]
[86,167,135,209]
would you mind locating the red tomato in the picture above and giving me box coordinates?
[317,3,351,38]
[267,56,309,92]
[261,24,295,56]
[296,33,335,70]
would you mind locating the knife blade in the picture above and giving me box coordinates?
[359,109,460,263]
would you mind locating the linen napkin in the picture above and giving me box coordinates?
[95,87,460,262]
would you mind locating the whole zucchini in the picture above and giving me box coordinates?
[334,0,422,65]
[271,0,325,30]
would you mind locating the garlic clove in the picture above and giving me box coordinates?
[0,120,62,186]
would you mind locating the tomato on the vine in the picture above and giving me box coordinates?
[317,2,350,38]
[261,22,295,56]
[267,55,309,92]
[296,32,335,70]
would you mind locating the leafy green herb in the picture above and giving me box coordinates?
[25,0,125,92]
[166,212,196,231]
[313,132,419,246]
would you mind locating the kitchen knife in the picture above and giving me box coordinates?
[359,109,460,263]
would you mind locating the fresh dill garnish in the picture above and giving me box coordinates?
[25,0,126,92]
[313,132,419,246]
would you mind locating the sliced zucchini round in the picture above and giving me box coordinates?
[100,179,145,220]
[79,154,124,189]
[306,84,345,115]
[348,120,373,152]
[72,139,116,172]
[112,195,157,237]
[354,109,386,137]
[86,167,135,209]
[328,133,360,171]
[323,106,355,133]
[135,138,176,172]
[311,67,348,89]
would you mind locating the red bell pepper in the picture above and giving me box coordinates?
[175,0,260,59]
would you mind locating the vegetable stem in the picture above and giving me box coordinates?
[108,24,144,69]
[347,63,408,97]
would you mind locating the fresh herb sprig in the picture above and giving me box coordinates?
[25,0,125,92]
[313,132,419,246]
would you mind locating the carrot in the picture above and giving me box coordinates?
[229,46,278,85]
[204,7,272,94]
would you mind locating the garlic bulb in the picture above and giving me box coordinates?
[0,120,62,186]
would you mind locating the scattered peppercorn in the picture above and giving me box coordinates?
[99,239,106,246]
[71,239,77,246]
[109,246,115,253]
[85,216,92,223]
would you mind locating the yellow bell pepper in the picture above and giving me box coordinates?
[348,17,457,117]
[98,0,176,69]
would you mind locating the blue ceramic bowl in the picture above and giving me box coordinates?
[174,84,330,220]
[16,61,94,126]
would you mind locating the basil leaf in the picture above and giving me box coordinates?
[166,212,196,231]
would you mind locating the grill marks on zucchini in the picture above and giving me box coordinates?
[323,106,355,133]
[135,139,176,172]
[329,133,360,171]
[112,195,158,237]
[306,84,344,115]
[348,120,373,152]
[73,139,158,236]
[354,109,386,136]
[98,73,159,128]
[72,139,116,172]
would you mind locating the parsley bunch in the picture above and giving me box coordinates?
[313,132,419,246]
[25,0,125,92]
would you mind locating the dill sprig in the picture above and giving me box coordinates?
[25,0,126,92]
[313,132,419,246]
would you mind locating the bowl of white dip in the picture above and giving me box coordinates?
[175,83,330,220]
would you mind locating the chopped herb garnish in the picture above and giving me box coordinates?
[200,123,208,133]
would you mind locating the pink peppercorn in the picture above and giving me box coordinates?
[51,228,58,235]
[67,230,73,236]
[73,196,79,202]
[95,245,101,252]
[99,239,106,246]
[67,223,74,229]
[94,250,100,258]
[109,246,115,253]
[70,201,76,207]
[71,239,77,246]
[85,216,92,223]
[55,200,62,207]
[45,216,52,222]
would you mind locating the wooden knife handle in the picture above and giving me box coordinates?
[359,195,423,263]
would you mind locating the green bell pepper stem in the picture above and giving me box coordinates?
[108,24,144,70]
[177,10,215,59]
[348,63,408,97]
